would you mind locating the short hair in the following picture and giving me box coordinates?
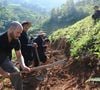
[10,21,22,27]
[38,30,46,36]
[45,38,50,43]
[94,6,99,10]
[9,21,23,30]
[21,21,32,26]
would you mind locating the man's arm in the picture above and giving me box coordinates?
[15,50,30,71]
[0,67,10,78]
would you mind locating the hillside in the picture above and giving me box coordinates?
[0,4,48,33]
[50,16,100,58]
[0,0,67,11]
[0,17,100,90]
[0,1,100,90]
[41,0,100,34]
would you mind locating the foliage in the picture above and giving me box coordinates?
[50,16,100,58]
[42,0,100,34]
[0,1,48,33]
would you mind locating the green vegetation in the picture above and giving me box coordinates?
[42,0,100,34]
[0,0,100,59]
[0,0,100,35]
[0,1,48,33]
[50,16,100,57]
[86,77,100,82]
[12,49,16,60]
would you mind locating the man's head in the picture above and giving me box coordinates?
[94,6,99,11]
[44,38,50,45]
[8,21,23,40]
[38,30,46,38]
[22,21,32,32]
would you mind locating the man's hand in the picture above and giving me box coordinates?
[0,68,10,78]
[33,43,38,47]
[22,66,31,73]
[3,72,11,78]
[44,44,48,48]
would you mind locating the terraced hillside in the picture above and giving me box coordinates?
[50,16,100,58]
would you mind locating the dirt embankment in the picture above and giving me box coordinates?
[0,38,100,90]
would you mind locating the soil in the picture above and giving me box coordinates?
[0,38,100,90]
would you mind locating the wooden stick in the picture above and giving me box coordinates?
[0,60,66,79]
[18,59,66,74]
[30,59,66,71]
[35,47,41,65]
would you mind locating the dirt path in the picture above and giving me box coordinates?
[0,49,100,90]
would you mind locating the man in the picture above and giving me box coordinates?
[92,6,100,23]
[44,38,51,53]
[19,21,37,66]
[0,21,30,90]
[33,31,47,66]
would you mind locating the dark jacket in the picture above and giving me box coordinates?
[33,35,45,54]
[92,10,100,20]
[19,31,33,62]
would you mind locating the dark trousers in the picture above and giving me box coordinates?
[0,59,23,90]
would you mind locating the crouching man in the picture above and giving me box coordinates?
[0,21,31,90]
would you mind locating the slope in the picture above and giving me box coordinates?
[50,16,100,58]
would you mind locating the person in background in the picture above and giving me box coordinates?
[0,21,31,90]
[92,6,100,23]
[32,31,48,66]
[19,21,37,66]
[44,38,51,53]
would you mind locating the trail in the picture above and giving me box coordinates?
[0,38,100,90]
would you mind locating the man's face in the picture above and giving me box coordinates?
[11,28,23,39]
[94,6,99,11]
[23,24,31,32]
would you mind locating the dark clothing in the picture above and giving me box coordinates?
[0,32,20,65]
[19,31,33,66]
[33,36,45,54]
[32,51,47,66]
[1,59,23,90]
[33,35,47,66]
[92,10,100,20]
[0,32,23,90]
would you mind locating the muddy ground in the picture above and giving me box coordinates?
[0,49,100,90]
[0,38,100,90]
